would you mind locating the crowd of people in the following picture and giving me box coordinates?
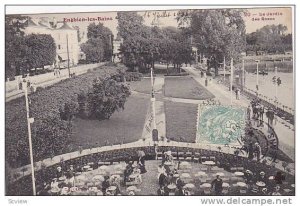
[7,145,294,196]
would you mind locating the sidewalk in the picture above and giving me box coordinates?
[5,63,105,102]
[184,66,295,161]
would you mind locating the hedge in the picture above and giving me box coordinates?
[5,65,123,168]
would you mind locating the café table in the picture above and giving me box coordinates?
[234,171,244,177]
[202,161,215,172]
[256,181,266,187]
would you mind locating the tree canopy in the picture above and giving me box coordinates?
[246,24,292,54]
[117,11,193,72]
[177,9,246,75]
[81,22,113,63]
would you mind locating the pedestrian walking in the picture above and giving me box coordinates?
[254,142,262,161]
[259,106,264,123]
[247,105,252,120]
[211,175,223,195]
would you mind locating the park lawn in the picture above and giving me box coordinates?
[164,76,215,100]
[71,95,149,149]
[165,101,198,143]
[129,78,152,94]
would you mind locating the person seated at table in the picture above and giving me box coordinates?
[56,166,64,178]
[211,175,223,195]
[175,177,185,190]
[274,171,285,184]
[102,176,110,195]
[165,151,174,163]
[138,152,147,174]
[50,178,60,190]
[166,173,175,185]
[124,162,134,183]
[271,185,282,196]
[66,165,75,179]
[244,170,254,184]
[157,185,169,196]
[159,171,168,187]
[110,176,121,194]
[175,187,185,196]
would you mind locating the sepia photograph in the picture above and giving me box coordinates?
[4,5,295,199]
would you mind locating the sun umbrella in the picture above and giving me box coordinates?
[184,183,195,189]
[216,172,225,177]
[180,161,190,166]
[99,165,109,171]
[114,164,123,170]
[137,150,145,157]
[222,183,230,188]
[194,171,206,177]
[181,173,191,178]
[92,175,104,182]
[126,186,141,192]
[96,191,103,196]
[76,175,88,182]
[201,183,211,188]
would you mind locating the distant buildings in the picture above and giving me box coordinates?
[24,18,79,68]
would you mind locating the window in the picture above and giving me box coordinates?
[58,45,61,50]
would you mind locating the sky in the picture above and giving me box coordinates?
[25,7,292,41]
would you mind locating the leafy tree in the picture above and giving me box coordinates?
[25,34,56,73]
[178,9,246,75]
[81,38,105,63]
[5,15,28,78]
[117,11,146,40]
[85,76,131,120]
[246,24,292,53]
[86,23,113,61]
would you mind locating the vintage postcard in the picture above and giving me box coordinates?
[5,6,294,198]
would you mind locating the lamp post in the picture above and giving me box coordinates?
[255,60,260,96]
[23,80,36,195]
[66,34,71,78]
[223,56,226,82]
[230,58,233,105]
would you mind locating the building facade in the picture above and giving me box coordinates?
[24,18,79,68]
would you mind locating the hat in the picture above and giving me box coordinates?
[246,170,251,173]
[262,188,268,192]
[166,151,172,156]
[57,166,62,170]
[260,171,265,175]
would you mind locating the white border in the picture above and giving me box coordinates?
[0,1,298,206]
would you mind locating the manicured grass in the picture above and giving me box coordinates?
[129,78,152,94]
[164,76,215,100]
[71,95,149,149]
[165,101,198,143]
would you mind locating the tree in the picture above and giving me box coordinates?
[5,15,28,78]
[86,23,113,61]
[85,76,131,120]
[81,38,105,63]
[25,34,56,73]
[246,24,292,53]
[178,9,246,75]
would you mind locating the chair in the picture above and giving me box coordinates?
[210,156,216,162]
[201,157,207,163]
[186,157,192,161]
[193,157,199,163]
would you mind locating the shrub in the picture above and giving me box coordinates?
[125,72,142,81]
[5,66,120,168]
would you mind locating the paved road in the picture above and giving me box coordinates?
[5,63,105,102]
